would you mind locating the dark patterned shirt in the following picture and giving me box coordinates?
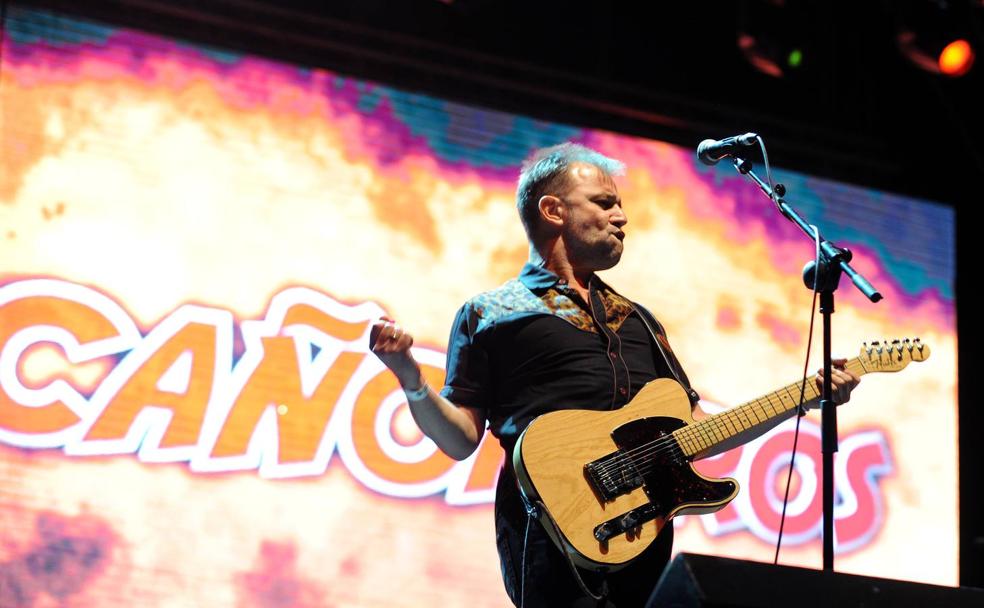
[440,263,689,460]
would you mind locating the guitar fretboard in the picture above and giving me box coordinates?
[672,358,868,459]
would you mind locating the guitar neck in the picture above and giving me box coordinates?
[672,358,869,460]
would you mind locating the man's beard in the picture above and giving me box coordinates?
[569,235,623,272]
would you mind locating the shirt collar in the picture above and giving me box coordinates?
[518,262,561,290]
[518,262,616,294]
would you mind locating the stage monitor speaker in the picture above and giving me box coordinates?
[647,553,984,608]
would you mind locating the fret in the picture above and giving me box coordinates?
[720,413,737,436]
[685,428,705,452]
[736,405,754,430]
[697,424,715,448]
[805,380,820,401]
[782,385,801,408]
[707,421,724,442]
[775,389,793,412]
[764,391,782,412]
[685,435,700,455]
[674,433,695,456]
[759,397,777,418]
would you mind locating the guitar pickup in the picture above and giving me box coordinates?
[584,460,619,502]
[593,502,661,542]
[584,452,643,503]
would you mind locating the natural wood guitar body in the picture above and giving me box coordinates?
[513,379,736,571]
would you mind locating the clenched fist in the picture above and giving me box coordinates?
[369,317,422,388]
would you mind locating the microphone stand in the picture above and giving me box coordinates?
[731,156,882,572]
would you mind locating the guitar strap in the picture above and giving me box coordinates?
[633,303,701,406]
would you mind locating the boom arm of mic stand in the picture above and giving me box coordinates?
[736,160,883,303]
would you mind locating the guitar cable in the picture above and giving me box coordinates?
[520,508,531,608]
[535,499,609,604]
[517,483,609,605]
[760,134,825,563]
[774,280,818,564]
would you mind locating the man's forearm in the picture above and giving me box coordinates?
[368,319,485,461]
[403,381,483,461]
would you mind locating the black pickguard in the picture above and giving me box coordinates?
[609,416,736,516]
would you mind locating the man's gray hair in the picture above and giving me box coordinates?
[516,142,625,239]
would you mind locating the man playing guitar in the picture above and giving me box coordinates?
[370,143,860,607]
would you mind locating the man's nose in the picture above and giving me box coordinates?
[611,206,628,227]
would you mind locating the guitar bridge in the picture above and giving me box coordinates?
[593,502,661,542]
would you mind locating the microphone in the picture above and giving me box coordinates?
[696,133,759,166]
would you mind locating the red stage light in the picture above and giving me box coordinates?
[938,39,975,77]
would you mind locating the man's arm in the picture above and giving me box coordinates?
[696,359,861,459]
[370,319,486,461]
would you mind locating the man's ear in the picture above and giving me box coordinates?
[538,195,565,229]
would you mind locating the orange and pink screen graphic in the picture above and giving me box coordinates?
[0,7,957,607]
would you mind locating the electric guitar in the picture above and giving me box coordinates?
[512,338,930,571]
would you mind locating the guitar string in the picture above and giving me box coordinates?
[586,349,919,482]
[589,349,918,483]
[589,362,862,479]
[595,415,764,480]
[588,375,827,477]
[587,355,888,479]
[616,352,877,467]
[585,349,922,500]
[585,346,915,479]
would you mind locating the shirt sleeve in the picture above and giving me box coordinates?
[440,302,491,411]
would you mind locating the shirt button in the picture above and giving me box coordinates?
[609,351,616,360]
[618,387,628,396]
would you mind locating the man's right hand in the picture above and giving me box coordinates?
[369,318,422,388]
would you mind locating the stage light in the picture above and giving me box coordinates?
[738,33,784,78]
[895,1,980,78]
[938,39,975,76]
[736,0,815,79]
[787,48,804,69]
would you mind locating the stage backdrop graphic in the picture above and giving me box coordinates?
[0,7,956,607]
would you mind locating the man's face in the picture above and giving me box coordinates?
[558,163,627,272]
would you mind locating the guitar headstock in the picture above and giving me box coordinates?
[858,338,930,372]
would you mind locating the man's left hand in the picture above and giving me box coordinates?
[815,358,861,405]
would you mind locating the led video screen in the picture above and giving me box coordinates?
[0,7,956,606]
